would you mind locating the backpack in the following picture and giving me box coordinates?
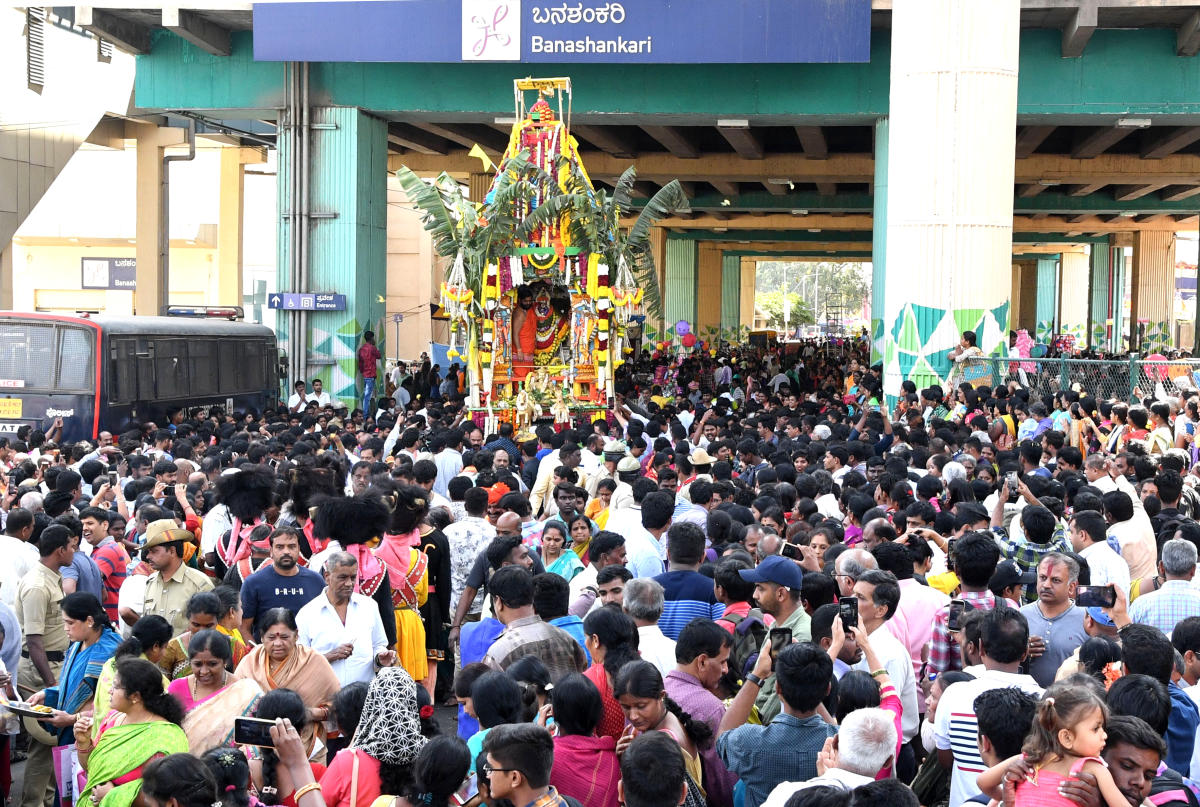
[717,608,769,697]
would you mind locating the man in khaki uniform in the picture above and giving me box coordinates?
[141,519,213,634]
[16,525,74,807]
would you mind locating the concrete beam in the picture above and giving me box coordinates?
[387,124,450,156]
[718,126,764,160]
[85,116,128,150]
[816,182,837,196]
[1113,183,1169,201]
[763,182,787,197]
[710,181,739,197]
[413,122,508,154]
[161,7,230,57]
[573,125,637,158]
[76,7,150,54]
[1178,10,1200,57]
[794,126,828,159]
[1067,183,1108,196]
[1142,126,1200,159]
[1162,185,1200,202]
[1061,1,1098,58]
[641,126,699,159]
[1019,183,1048,197]
[1015,126,1056,158]
[391,150,1200,188]
[1072,126,1136,159]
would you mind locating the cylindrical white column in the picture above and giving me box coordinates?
[881,0,1020,397]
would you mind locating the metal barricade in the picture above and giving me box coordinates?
[970,356,1200,402]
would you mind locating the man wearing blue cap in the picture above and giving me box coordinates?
[1051,605,1122,680]
[737,554,810,722]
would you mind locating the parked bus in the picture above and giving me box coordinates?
[0,310,279,443]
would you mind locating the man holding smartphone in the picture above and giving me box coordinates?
[737,556,809,723]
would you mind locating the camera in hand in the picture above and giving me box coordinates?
[1076,585,1116,609]
[838,596,858,629]
[769,628,792,656]
[233,717,276,748]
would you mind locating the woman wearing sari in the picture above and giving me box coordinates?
[566,512,596,565]
[168,630,263,751]
[581,608,639,742]
[541,521,583,582]
[94,615,172,736]
[73,658,188,807]
[236,609,340,758]
[157,591,221,680]
[212,585,250,670]
[371,483,431,683]
[28,593,122,745]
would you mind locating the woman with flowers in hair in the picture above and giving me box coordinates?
[371,480,432,683]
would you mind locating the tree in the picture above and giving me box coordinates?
[754,261,871,320]
[758,290,814,331]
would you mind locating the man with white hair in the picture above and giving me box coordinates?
[834,548,877,598]
[623,578,676,676]
[1130,538,1200,635]
[760,707,898,806]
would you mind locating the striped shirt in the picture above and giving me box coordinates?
[91,538,130,623]
[934,670,1043,807]
[653,570,726,640]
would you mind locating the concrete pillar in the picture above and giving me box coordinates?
[871,117,888,365]
[696,242,721,337]
[1112,244,1128,351]
[1059,250,1089,346]
[277,107,388,406]
[648,227,667,338]
[1035,256,1058,343]
[740,258,756,331]
[1131,230,1176,352]
[1088,245,1111,349]
[0,244,11,311]
[468,172,491,204]
[217,148,246,307]
[720,253,741,336]
[663,237,697,339]
[133,124,186,316]
[880,0,1018,396]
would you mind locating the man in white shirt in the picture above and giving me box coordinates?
[0,508,38,607]
[287,380,312,413]
[934,606,1043,807]
[296,551,394,685]
[1069,510,1131,596]
[850,571,919,747]
[309,379,332,408]
[623,578,677,676]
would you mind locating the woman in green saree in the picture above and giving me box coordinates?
[73,658,188,807]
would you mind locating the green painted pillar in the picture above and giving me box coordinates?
[720,253,740,339]
[277,107,387,407]
[871,117,888,366]
[1035,256,1058,343]
[664,238,697,339]
[1088,246,1110,349]
[1112,247,1127,351]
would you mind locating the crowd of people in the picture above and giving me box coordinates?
[4,329,1200,807]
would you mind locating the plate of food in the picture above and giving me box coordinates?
[3,701,55,719]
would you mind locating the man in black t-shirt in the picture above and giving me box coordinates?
[239,527,324,639]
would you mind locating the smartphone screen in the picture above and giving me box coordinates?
[769,628,792,656]
[1007,472,1018,493]
[838,596,858,629]
[1076,585,1116,609]
[108,472,118,488]
[780,542,801,560]
[947,599,966,632]
[233,717,276,747]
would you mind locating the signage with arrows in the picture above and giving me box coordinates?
[268,292,347,311]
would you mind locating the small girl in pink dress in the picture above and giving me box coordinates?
[978,682,1128,807]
